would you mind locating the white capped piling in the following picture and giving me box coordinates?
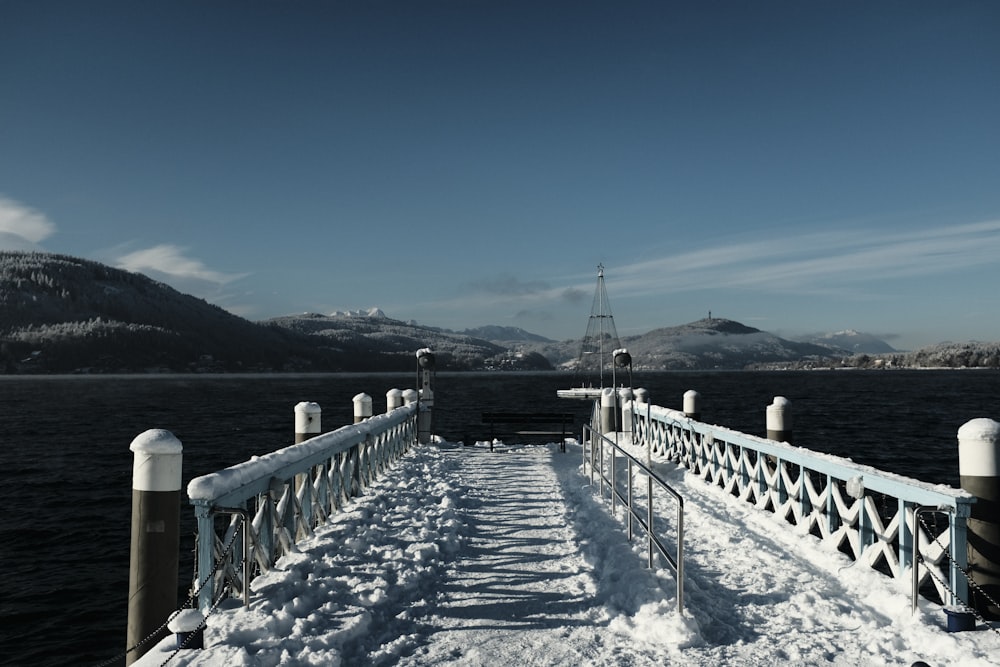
[353,393,373,423]
[600,387,616,434]
[958,418,1000,619]
[386,388,404,412]
[619,387,634,434]
[634,387,649,404]
[766,396,792,443]
[294,401,322,444]
[127,429,182,664]
[293,402,322,536]
[416,349,436,444]
[402,388,418,405]
[683,390,701,420]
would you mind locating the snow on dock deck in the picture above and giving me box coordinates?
[138,441,996,666]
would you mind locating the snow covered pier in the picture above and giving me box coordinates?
[128,388,999,666]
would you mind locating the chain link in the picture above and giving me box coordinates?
[916,512,1000,636]
[157,553,239,667]
[91,515,245,667]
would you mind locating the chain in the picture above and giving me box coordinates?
[157,560,237,667]
[916,513,1000,635]
[91,515,245,667]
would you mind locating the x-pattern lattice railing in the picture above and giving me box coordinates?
[187,403,419,612]
[628,401,975,607]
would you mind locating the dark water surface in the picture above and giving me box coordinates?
[1,370,998,666]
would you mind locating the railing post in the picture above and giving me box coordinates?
[127,429,182,664]
[194,503,215,614]
[900,498,913,574]
[959,418,1000,619]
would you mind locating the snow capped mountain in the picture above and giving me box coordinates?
[329,307,387,319]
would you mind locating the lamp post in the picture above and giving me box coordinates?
[416,349,435,444]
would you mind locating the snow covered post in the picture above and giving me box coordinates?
[634,387,649,404]
[386,388,404,412]
[683,390,701,420]
[353,393,372,423]
[766,396,792,444]
[619,387,634,434]
[126,429,182,664]
[293,402,321,533]
[959,418,1000,619]
[294,401,321,444]
[600,387,616,434]
[416,349,435,444]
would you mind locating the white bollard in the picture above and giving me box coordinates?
[683,390,701,420]
[353,393,373,423]
[958,418,1000,619]
[402,388,418,405]
[386,388,404,412]
[126,429,183,664]
[634,387,649,404]
[600,387,616,434]
[766,396,792,443]
[619,387,634,434]
[167,608,204,650]
[294,401,321,444]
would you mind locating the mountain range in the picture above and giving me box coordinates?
[2,251,997,373]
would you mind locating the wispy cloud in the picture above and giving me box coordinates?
[115,244,249,290]
[0,195,56,249]
[466,273,550,296]
[390,219,1000,334]
[610,219,1000,297]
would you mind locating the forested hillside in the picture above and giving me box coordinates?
[0,251,340,372]
[2,251,996,374]
[0,251,535,373]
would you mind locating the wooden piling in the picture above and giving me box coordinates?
[126,429,182,664]
[959,418,1000,620]
[766,396,792,444]
[683,390,701,420]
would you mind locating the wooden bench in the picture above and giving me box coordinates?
[481,412,574,453]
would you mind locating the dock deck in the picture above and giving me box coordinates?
[136,438,994,666]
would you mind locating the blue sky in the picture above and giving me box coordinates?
[2,1,998,350]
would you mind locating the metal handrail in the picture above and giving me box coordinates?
[583,423,685,612]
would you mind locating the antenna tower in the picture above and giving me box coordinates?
[575,264,621,387]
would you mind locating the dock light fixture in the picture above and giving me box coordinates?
[612,348,632,390]
[416,348,435,444]
[417,349,436,369]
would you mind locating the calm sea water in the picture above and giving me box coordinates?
[1,369,998,666]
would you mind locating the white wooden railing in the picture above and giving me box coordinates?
[626,400,976,607]
[186,403,419,612]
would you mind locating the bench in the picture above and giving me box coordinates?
[481,412,574,453]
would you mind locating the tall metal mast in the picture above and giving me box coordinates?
[575,264,621,388]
